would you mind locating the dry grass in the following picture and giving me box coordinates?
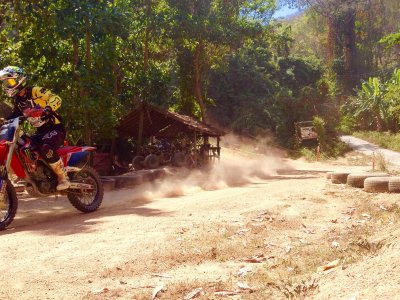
[374,151,390,172]
[86,180,400,300]
[340,151,372,166]
[124,214,394,299]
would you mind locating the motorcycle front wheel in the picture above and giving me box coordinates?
[67,166,104,213]
[0,179,18,230]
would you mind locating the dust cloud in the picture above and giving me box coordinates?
[113,134,294,203]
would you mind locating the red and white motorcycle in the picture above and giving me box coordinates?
[0,112,103,230]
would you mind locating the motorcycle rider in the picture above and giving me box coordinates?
[0,66,70,191]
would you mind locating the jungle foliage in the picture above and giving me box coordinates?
[283,0,400,150]
[0,0,399,149]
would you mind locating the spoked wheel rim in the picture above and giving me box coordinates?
[0,194,11,223]
[70,172,98,205]
[67,166,103,213]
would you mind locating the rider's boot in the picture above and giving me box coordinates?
[49,158,70,191]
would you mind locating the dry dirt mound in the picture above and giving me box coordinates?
[315,227,400,300]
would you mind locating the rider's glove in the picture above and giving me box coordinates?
[41,106,52,121]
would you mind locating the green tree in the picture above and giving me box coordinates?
[347,77,388,131]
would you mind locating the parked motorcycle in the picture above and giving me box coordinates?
[132,139,187,170]
[0,111,103,230]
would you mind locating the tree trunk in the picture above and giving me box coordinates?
[112,63,121,97]
[84,14,92,145]
[343,7,357,94]
[376,116,382,132]
[144,0,152,72]
[194,41,206,121]
[84,15,92,69]
[326,15,335,64]
[72,38,79,77]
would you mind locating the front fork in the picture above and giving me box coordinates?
[0,143,17,202]
[0,175,7,203]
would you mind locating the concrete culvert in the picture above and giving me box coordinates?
[101,177,116,191]
[364,177,391,193]
[326,172,333,179]
[388,177,400,193]
[347,173,389,188]
[330,172,351,184]
[107,175,143,189]
[153,168,168,179]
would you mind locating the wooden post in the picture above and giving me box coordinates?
[110,137,117,174]
[137,108,144,155]
[217,136,220,162]
[316,145,320,161]
[372,152,375,171]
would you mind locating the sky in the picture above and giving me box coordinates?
[273,5,301,18]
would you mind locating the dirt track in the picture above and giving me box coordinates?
[1,149,399,299]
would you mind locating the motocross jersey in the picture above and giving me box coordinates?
[7,86,64,131]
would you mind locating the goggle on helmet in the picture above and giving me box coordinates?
[0,66,28,97]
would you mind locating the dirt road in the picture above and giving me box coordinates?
[1,149,399,299]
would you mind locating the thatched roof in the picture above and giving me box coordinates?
[116,102,224,138]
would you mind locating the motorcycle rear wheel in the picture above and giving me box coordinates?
[0,179,18,230]
[67,166,103,213]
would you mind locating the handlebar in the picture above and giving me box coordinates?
[0,116,27,126]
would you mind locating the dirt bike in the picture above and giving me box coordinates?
[132,139,188,170]
[0,112,104,230]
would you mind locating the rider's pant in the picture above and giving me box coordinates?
[31,125,66,164]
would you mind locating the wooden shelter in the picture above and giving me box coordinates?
[116,102,224,165]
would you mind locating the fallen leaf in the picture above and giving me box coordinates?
[317,259,340,272]
[151,273,172,278]
[151,285,164,300]
[303,228,316,234]
[184,287,203,300]
[214,290,240,296]
[237,282,253,291]
[239,254,266,263]
[331,241,339,248]
[92,287,109,294]
[361,213,371,219]
[235,229,250,235]
[344,208,356,215]
[264,241,278,247]
[251,218,264,222]
[379,205,387,211]
[238,266,252,276]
